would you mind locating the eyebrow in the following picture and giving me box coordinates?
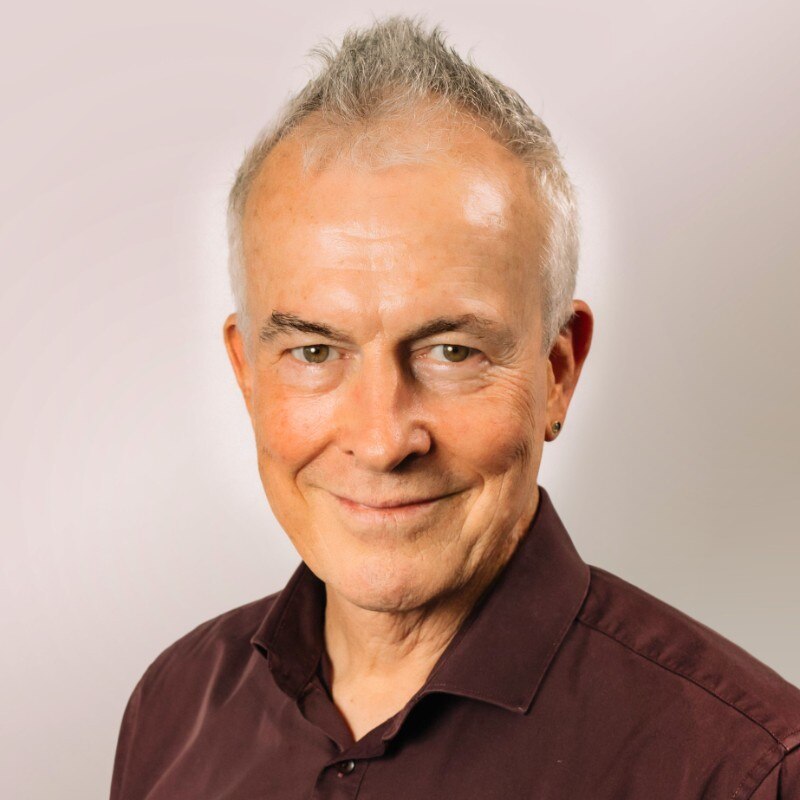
[258,311,514,349]
[259,312,351,343]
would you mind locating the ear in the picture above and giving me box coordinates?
[223,313,255,420]
[545,299,593,442]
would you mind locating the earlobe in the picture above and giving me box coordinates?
[223,313,254,416]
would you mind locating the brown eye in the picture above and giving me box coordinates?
[430,344,472,363]
[290,344,337,364]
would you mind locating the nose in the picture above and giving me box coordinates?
[338,351,432,472]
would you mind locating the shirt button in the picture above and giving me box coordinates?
[337,760,356,776]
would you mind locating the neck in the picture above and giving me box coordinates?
[321,493,539,740]
[322,578,487,742]
[324,582,477,683]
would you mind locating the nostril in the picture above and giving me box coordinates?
[341,423,432,472]
[393,449,428,472]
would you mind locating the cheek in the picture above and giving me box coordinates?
[433,378,543,476]
[252,386,338,468]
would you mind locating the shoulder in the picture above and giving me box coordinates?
[577,565,800,751]
[135,590,281,697]
[111,592,283,799]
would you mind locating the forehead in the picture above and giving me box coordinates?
[241,121,546,325]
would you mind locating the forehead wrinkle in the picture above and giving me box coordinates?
[319,221,394,242]
[312,222,410,271]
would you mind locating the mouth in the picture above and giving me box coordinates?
[330,489,463,519]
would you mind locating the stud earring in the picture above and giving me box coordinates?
[551,421,562,436]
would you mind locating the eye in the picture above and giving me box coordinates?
[289,344,340,364]
[428,344,474,363]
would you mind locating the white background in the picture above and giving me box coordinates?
[2,1,798,797]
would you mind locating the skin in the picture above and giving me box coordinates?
[223,120,593,741]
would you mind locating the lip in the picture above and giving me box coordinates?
[335,494,449,509]
[330,490,461,519]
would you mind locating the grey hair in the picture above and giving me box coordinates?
[227,15,579,355]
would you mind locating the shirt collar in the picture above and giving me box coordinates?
[250,485,590,722]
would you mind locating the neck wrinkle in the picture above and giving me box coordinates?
[322,484,540,685]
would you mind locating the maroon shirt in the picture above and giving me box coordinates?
[110,486,800,799]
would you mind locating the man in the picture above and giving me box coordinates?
[111,16,800,799]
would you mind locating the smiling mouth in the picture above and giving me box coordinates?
[332,490,462,512]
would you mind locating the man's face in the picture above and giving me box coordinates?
[226,124,566,613]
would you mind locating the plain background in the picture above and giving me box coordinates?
[2,1,798,797]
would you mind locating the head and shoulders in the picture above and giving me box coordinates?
[129,14,800,753]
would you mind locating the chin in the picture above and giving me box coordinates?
[331,555,444,613]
